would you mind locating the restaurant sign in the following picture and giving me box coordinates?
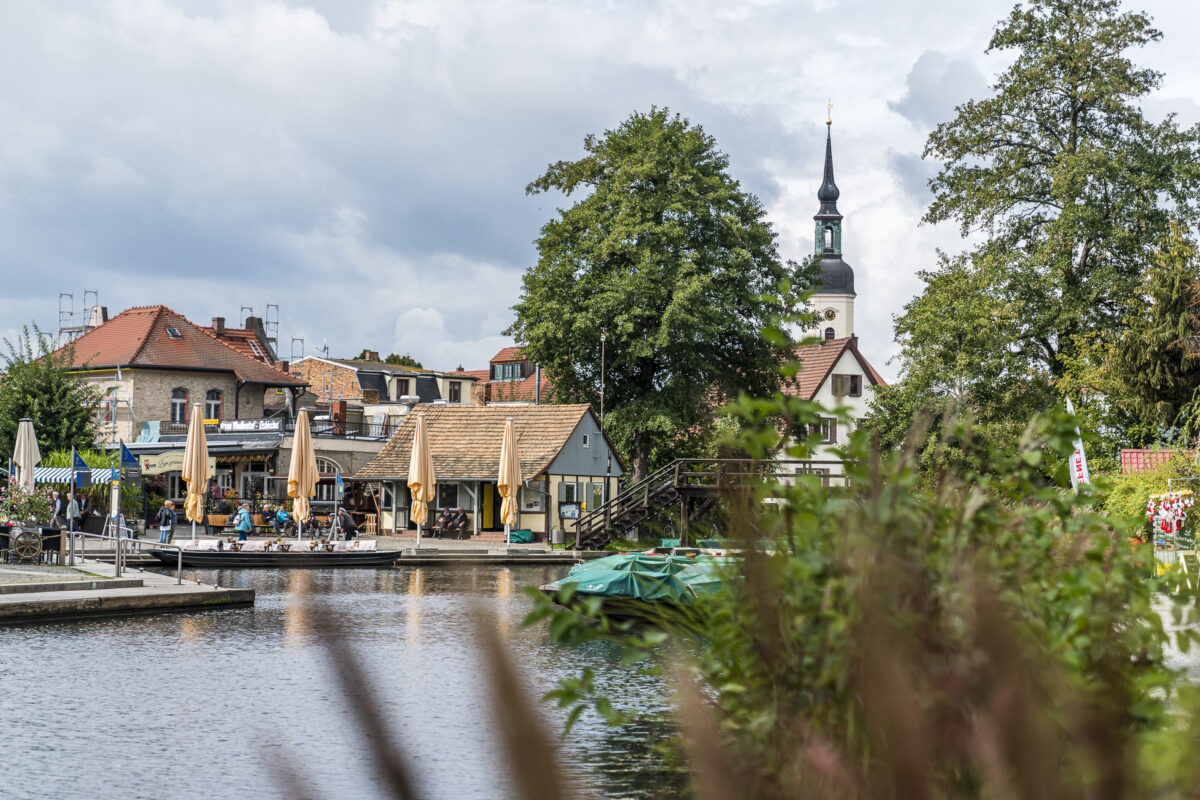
[141,451,218,476]
[218,418,283,433]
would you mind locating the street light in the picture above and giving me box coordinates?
[600,329,606,431]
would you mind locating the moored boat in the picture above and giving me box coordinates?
[539,549,725,620]
[147,540,403,568]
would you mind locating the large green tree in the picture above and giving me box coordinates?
[878,0,1200,457]
[1103,227,1200,439]
[0,326,99,458]
[510,108,802,481]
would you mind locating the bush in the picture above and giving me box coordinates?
[529,396,1200,798]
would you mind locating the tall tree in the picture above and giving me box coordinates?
[1104,227,1200,437]
[880,0,1200,456]
[0,326,99,457]
[510,108,801,481]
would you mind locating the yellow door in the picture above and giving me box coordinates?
[483,483,494,529]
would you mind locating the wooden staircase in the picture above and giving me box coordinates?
[573,459,845,550]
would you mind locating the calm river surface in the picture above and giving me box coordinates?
[0,565,680,800]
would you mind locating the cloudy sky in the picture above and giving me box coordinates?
[2,0,1198,380]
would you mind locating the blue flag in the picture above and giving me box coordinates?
[120,443,138,470]
[335,471,345,497]
[73,449,92,488]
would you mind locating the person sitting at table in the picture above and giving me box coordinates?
[431,507,452,539]
[448,508,469,540]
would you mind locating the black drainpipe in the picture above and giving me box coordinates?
[235,380,243,419]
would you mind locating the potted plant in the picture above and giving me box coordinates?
[0,482,51,530]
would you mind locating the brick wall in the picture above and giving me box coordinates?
[132,371,241,422]
[290,359,362,403]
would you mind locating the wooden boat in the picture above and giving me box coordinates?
[147,541,403,568]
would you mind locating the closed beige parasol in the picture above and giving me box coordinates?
[407,414,436,546]
[181,403,211,538]
[288,409,319,538]
[11,418,41,492]
[497,417,523,542]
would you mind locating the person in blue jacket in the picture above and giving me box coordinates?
[233,503,253,541]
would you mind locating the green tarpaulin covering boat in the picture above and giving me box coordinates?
[539,551,725,613]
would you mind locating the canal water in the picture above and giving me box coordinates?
[0,565,681,800]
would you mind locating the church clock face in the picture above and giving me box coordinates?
[822,308,837,321]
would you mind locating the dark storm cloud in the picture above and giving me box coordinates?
[888,51,988,131]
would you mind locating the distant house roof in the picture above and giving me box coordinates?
[60,305,305,387]
[297,356,478,380]
[198,324,275,365]
[491,346,525,363]
[484,372,555,404]
[1120,449,1196,475]
[785,337,885,401]
[355,403,609,481]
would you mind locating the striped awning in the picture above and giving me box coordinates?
[32,468,118,484]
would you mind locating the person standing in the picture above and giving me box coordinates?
[337,507,358,541]
[50,490,64,529]
[156,500,177,544]
[78,492,90,522]
[65,493,81,533]
[233,502,253,541]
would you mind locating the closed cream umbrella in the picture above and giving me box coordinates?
[288,409,319,540]
[407,413,435,549]
[497,417,523,546]
[181,403,211,542]
[11,418,41,493]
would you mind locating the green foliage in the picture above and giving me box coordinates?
[1100,450,1197,525]
[354,350,423,368]
[528,321,1200,798]
[40,449,117,469]
[510,107,811,480]
[886,0,1200,460]
[0,481,51,524]
[0,325,100,458]
[386,353,422,368]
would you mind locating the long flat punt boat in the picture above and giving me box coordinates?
[148,542,403,568]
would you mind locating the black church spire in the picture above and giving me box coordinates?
[817,124,840,216]
[811,115,854,295]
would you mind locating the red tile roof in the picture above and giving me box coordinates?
[785,337,886,400]
[491,346,524,363]
[460,369,491,382]
[1120,449,1195,475]
[198,325,274,365]
[61,305,305,386]
[485,372,554,403]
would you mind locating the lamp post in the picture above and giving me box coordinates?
[600,329,606,432]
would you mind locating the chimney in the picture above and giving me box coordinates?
[280,360,289,372]
[212,317,225,337]
[364,350,380,362]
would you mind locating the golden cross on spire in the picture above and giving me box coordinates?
[826,98,833,126]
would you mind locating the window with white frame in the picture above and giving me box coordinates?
[205,389,222,420]
[170,388,188,423]
[314,457,342,501]
[494,362,523,381]
[557,480,580,503]
[819,417,837,444]
[588,482,605,512]
[582,433,591,448]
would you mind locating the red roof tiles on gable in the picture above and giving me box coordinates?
[60,305,305,386]
[491,346,524,363]
[1120,449,1195,475]
[199,325,274,365]
[785,337,886,400]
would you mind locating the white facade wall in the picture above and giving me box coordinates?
[804,292,856,340]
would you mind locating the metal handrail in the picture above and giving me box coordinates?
[67,529,186,585]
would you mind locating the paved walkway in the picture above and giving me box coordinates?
[0,562,102,585]
[0,554,253,622]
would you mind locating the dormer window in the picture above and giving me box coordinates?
[493,362,523,381]
[166,327,182,339]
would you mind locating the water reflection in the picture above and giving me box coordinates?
[0,565,677,800]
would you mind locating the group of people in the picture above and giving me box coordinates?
[49,490,90,532]
[431,507,470,539]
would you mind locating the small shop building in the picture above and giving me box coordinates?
[353,404,624,542]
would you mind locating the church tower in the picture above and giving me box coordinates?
[806,115,855,340]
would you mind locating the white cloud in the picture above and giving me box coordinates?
[0,0,1198,383]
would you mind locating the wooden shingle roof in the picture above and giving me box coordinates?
[355,403,595,481]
